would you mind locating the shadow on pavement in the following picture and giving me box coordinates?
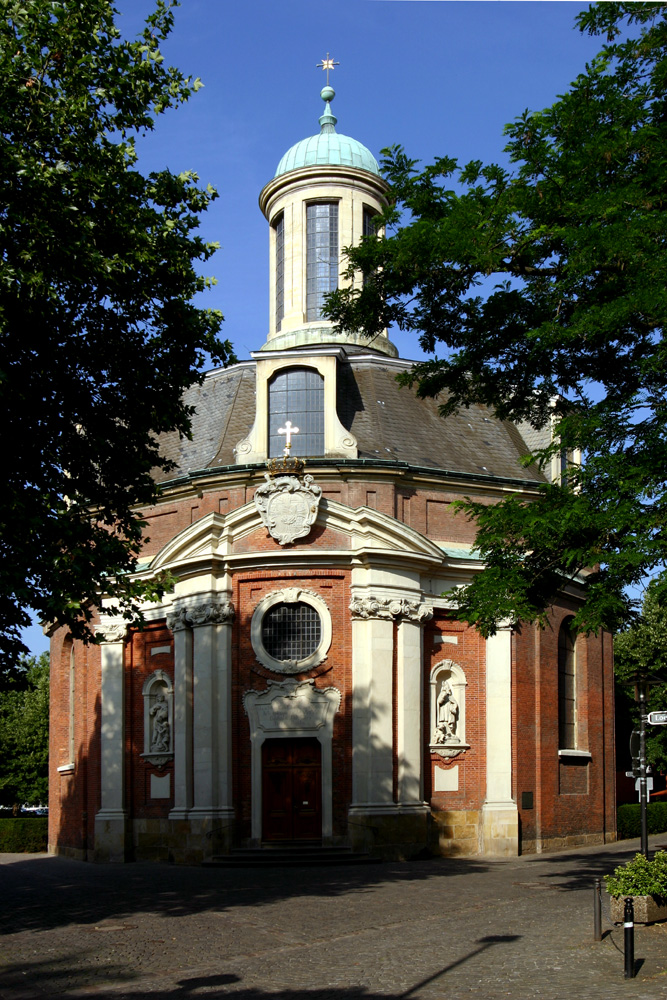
[0,936,522,999]
[0,853,494,936]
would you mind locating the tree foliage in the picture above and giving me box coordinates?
[615,583,667,771]
[0,653,50,808]
[0,0,234,663]
[326,2,667,636]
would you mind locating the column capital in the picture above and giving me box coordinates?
[190,600,235,627]
[97,615,128,643]
[166,606,192,632]
[349,595,432,624]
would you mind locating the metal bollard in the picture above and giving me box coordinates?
[624,897,635,979]
[593,877,602,941]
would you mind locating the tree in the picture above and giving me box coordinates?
[0,0,234,664]
[615,584,667,772]
[326,2,667,636]
[0,653,50,809]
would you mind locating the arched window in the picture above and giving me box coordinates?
[558,619,577,749]
[268,367,324,457]
[306,202,338,321]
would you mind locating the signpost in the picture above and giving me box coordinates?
[648,711,667,726]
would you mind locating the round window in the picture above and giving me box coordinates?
[261,601,322,661]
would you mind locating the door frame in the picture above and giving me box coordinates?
[243,679,341,844]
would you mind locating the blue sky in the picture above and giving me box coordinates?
[22,0,605,656]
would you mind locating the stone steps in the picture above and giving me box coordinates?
[203,845,382,868]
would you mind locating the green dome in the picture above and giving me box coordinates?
[274,87,380,178]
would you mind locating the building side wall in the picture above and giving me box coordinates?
[48,630,101,860]
[514,610,616,854]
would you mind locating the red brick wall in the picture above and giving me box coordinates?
[48,627,101,858]
[125,625,175,818]
[425,615,487,814]
[513,608,616,848]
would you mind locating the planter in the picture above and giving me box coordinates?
[609,895,667,925]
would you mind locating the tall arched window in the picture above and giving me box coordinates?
[268,367,324,457]
[274,213,284,332]
[68,645,75,766]
[306,202,338,321]
[558,619,577,749]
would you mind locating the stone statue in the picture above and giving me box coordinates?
[149,692,170,753]
[434,680,459,744]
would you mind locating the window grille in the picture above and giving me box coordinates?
[268,367,324,457]
[558,620,577,749]
[275,214,284,331]
[306,202,338,321]
[262,602,322,661]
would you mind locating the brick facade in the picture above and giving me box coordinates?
[49,473,616,863]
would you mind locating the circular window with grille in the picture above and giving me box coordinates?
[251,588,331,674]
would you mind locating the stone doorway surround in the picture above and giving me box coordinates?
[243,679,341,844]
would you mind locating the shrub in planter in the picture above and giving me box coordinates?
[605,850,667,924]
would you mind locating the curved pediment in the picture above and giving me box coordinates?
[148,498,445,573]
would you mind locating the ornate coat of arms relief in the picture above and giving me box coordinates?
[254,470,322,545]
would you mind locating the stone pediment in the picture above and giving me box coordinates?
[148,500,445,574]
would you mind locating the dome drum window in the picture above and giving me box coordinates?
[268,366,324,458]
[251,588,332,674]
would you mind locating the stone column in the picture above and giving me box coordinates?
[350,606,394,807]
[94,616,129,862]
[348,596,431,854]
[396,604,432,805]
[481,625,519,855]
[167,607,193,819]
[188,598,235,855]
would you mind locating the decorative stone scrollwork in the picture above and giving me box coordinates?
[243,678,341,735]
[190,601,235,627]
[349,596,433,624]
[235,437,252,457]
[166,601,235,632]
[254,472,322,545]
[166,607,191,632]
[97,616,128,643]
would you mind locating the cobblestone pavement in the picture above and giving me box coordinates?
[1,836,667,1000]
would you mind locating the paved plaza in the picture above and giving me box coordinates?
[1,836,667,1000]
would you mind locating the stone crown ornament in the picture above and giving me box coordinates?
[254,463,322,546]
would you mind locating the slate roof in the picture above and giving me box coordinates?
[154,354,545,486]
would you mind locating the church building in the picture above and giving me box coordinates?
[48,81,616,864]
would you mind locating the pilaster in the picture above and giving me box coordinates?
[94,616,129,862]
[481,626,519,856]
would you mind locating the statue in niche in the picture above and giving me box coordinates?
[149,691,171,753]
[434,680,460,744]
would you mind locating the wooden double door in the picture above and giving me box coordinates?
[262,737,322,842]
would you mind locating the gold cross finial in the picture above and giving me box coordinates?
[317,53,339,86]
[278,420,300,457]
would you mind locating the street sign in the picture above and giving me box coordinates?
[648,711,667,725]
[636,777,654,801]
